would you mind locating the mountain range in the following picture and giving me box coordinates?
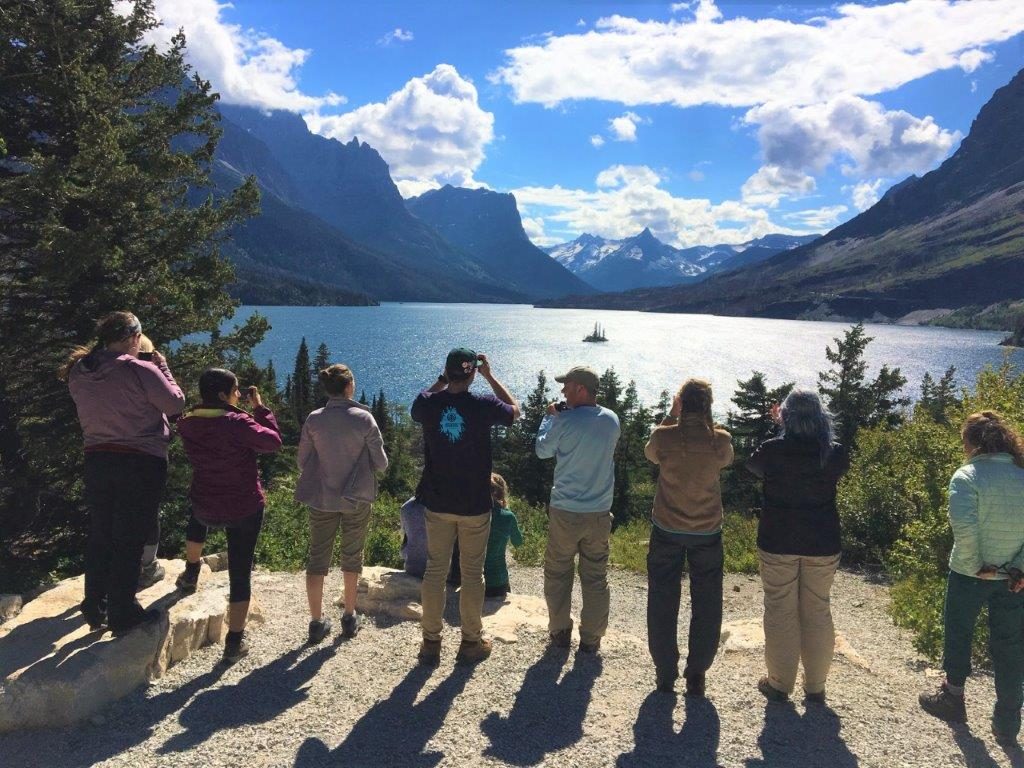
[540,67,1024,319]
[544,230,820,292]
[213,105,557,304]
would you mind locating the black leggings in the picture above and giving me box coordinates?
[186,507,264,603]
[83,452,167,625]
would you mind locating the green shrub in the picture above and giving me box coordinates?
[722,513,759,574]
[509,497,548,567]
[610,518,650,573]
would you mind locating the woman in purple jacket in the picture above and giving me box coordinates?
[176,368,282,664]
[64,311,186,635]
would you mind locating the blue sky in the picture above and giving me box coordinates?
[150,0,1024,247]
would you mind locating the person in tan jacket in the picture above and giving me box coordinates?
[296,364,388,644]
[644,378,733,696]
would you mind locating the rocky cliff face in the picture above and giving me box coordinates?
[405,185,595,299]
[213,107,527,303]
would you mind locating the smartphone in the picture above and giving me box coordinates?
[137,351,154,362]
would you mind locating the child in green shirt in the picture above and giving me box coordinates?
[485,473,523,598]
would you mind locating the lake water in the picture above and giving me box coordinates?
[231,304,1021,411]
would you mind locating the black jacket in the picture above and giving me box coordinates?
[746,436,850,556]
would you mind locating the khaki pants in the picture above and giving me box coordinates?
[544,507,612,645]
[421,509,490,642]
[306,501,372,576]
[759,549,841,695]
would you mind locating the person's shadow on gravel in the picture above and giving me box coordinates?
[744,701,859,767]
[158,638,340,754]
[948,722,1023,768]
[480,647,602,765]
[292,663,474,768]
[615,691,721,767]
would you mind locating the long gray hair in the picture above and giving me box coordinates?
[779,388,835,466]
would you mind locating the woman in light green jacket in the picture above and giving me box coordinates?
[919,411,1024,745]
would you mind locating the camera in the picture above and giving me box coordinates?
[137,351,154,362]
[554,401,570,412]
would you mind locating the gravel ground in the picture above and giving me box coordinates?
[2,565,1021,768]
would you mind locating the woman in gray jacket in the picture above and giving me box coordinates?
[296,364,388,644]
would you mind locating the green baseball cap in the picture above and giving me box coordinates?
[555,365,600,394]
[445,347,482,379]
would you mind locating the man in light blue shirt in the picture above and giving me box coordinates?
[536,365,620,654]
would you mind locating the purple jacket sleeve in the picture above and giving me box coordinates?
[233,406,283,453]
[133,359,186,416]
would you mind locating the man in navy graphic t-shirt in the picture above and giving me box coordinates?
[411,348,519,665]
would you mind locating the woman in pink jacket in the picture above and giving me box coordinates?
[176,367,282,664]
[64,311,186,635]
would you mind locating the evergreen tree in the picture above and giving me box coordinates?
[722,372,794,514]
[653,390,672,424]
[727,372,794,457]
[312,341,330,407]
[818,324,909,447]
[611,379,655,522]
[289,337,313,423]
[493,371,554,506]
[919,366,960,424]
[359,389,369,406]
[0,0,259,586]
[372,389,393,436]
[598,368,623,413]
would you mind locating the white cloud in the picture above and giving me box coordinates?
[670,0,721,23]
[782,205,848,230]
[596,164,661,188]
[379,28,414,46]
[521,215,562,247]
[844,178,887,211]
[742,96,960,203]
[590,134,606,148]
[688,169,705,182]
[144,0,343,112]
[576,18,587,28]
[741,165,816,207]
[305,64,495,194]
[494,1,1024,108]
[957,49,993,73]
[513,164,807,248]
[608,111,648,142]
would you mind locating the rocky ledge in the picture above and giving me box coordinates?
[0,559,263,732]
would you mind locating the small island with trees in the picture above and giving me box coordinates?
[583,322,608,343]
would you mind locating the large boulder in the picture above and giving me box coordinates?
[0,595,22,623]
[720,618,872,671]
[346,566,559,643]
[0,559,262,732]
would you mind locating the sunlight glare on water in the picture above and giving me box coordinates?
[229,304,1021,412]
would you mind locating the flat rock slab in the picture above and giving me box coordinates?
[349,566,563,644]
[0,559,262,733]
[720,618,872,671]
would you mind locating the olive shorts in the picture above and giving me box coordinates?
[306,501,372,576]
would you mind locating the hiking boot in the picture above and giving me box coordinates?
[341,612,362,639]
[655,668,678,694]
[137,560,165,592]
[578,639,601,655]
[418,638,442,666]
[919,684,967,724]
[175,564,200,595]
[758,677,790,703]
[110,606,161,636]
[804,689,827,705]
[456,637,492,664]
[992,724,1018,747]
[80,599,107,631]
[549,628,572,649]
[307,617,332,645]
[222,633,250,665]
[685,672,706,698]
